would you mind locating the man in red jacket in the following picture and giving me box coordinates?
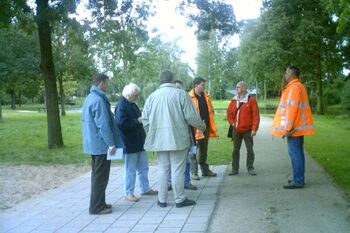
[226,81,260,176]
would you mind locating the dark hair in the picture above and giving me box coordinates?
[174,80,183,85]
[93,74,109,86]
[193,77,206,87]
[287,65,300,77]
[160,70,174,84]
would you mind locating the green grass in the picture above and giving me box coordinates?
[0,111,89,165]
[304,115,350,193]
[207,113,232,165]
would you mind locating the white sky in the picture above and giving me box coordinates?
[147,0,262,70]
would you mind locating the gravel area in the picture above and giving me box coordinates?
[0,164,90,211]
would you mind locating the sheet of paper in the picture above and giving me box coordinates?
[107,148,123,160]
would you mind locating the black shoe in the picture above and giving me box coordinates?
[167,184,172,191]
[228,170,239,176]
[176,198,196,208]
[90,207,112,215]
[105,203,112,209]
[248,169,257,176]
[283,183,304,189]
[157,200,167,208]
[184,183,198,190]
[202,170,217,177]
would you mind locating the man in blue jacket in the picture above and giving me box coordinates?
[82,74,123,215]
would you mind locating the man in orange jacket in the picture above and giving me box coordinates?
[272,66,315,189]
[226,81,260,176]
[189,77,219,178]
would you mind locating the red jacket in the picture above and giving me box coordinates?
[226,95,260,133]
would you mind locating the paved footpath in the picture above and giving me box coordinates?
[208,117,350,233]
[0,163,226,233]
[1,117,350,233]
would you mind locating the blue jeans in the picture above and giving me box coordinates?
[168,153,191,185]
[287,136,305,184]
[124,151,151,195]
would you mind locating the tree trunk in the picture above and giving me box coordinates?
[0,96,3,123]
[316,44,324,115]
[264,80,267,102]
[18,91,22,107]
[58,74,66,116]
[36,0,64,148]
[122,58,128,84]
[10,89,16,110]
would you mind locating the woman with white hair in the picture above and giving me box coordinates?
[115,83,158,202]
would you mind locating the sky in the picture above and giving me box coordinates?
[147,0,262,69]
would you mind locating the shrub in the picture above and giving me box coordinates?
[324,88,341,105]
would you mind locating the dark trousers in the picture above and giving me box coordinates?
[197,130,210,174]
[232,131,255,171]
[89,154,111,214]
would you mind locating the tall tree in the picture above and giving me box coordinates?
[179,0,239,40]
[88,0,152,87]
[35,0,69,148]
[53,18,96,116]
[238,0,340,113]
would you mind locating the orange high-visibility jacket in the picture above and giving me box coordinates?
[272,79,315,137]
[189,89,219,140]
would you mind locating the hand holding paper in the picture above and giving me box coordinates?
[107,148,123,160]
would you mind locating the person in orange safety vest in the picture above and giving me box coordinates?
[272,66,315,189]
[188,77,219,179]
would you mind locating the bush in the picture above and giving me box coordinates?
[324,88,341,105]
[340,81,350,114]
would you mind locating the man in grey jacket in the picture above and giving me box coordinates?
[142,70,206,208]
[82,74,123,215]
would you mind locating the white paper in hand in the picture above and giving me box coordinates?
[107,148,123,160]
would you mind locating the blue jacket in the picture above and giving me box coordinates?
[115,96,146,154]
[82,85,123,155]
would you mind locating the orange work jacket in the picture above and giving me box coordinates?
[188,89,219,140]
[272,79,315,137]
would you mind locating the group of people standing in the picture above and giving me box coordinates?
[82,71,220,214]
[82,65,314,215]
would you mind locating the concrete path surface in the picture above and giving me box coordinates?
[1,117,349,233]
[208,117,350,233]
[0,164,226,233]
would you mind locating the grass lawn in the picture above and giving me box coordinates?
[0,111,91,165]
[304,115,350,193]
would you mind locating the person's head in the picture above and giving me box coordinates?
[93,74,110,91]
[174,80,183,89]
[160,70,174,84]
[235,81,248,96]
[285,65,300,83]
[193,77,206,94]
[122,83,141,102]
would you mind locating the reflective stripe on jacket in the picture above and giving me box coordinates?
[272,79,315,137]
[188,89,219,139]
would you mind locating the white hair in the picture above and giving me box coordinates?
[237,81,248,92]
[122,83,141,101]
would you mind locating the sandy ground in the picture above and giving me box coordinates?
[0,164,90,211]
